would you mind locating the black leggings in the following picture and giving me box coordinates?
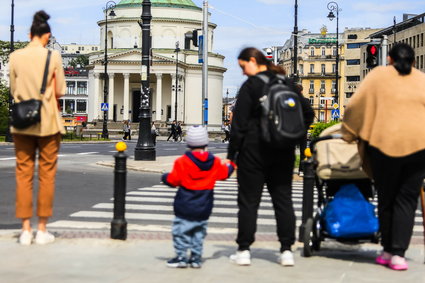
[367,146,425,257]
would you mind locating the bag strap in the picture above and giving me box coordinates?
[40,50,52,95]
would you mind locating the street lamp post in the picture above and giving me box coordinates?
[102,1,116,139]
[174,41,180,123]
[327,1,340,106]
[134,0,156,160]
[293,0,298,80]
[5,0,15,143]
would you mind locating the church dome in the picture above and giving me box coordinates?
[116,0,200,10]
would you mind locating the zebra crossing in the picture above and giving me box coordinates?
[48,179,424,237]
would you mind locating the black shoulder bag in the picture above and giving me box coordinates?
[10,50,52,129]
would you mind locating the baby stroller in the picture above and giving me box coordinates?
[299,124,379,257]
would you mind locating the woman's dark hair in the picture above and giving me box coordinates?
[388,43,415,75]
[238,47,286,75]
[30,10,51,37]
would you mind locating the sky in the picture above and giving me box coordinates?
[1,0,425,97]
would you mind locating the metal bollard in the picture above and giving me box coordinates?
[298,149,315,242]
[111,141,128,240]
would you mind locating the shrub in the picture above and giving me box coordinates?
[310,120,340,139]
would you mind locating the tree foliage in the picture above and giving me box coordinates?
[0,40,29,64]
[68,55,89,69]
[310,120,340,139]
[0,82,10,134]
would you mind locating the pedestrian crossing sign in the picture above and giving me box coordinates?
[331,109,340,120]
[101,103,109,111]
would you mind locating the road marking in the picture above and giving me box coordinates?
[0,157,16,161]
[76,152,100,155]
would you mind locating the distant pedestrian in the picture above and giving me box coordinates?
[294,84,308,176]
[9,10,66,245]
[122,120,131,140]
[167,120,177,142]
[222,122,230,143]
[342,43,425,271]
[162,126,235,268]
[176,122,183,142]
[227,47,314,266]
[151,122,158,145]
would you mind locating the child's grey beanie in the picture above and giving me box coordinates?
[186,126,209,148]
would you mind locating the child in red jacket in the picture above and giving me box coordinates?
[162,125,235,268]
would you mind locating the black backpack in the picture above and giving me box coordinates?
[257,74,306,148]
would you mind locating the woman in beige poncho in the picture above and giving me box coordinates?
[342,43,425,271]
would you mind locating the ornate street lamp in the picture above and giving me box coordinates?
[5,0,15,143]
[101,1,116,139]
[134,0,156,160]
[293,0,299,81]
[174,41,180,123]
[327,1,340,107]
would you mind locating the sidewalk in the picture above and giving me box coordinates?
[0,229,423,283]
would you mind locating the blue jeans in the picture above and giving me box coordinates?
[172,217,208,258]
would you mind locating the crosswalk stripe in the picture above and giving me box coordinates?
[49,178,424,236]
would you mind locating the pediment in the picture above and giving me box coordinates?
[91,49,176,65]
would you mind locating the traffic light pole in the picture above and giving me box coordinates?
[202,0,208,127]
[5,0,15,143]
[293,0,298,79]
[381,35,388,66]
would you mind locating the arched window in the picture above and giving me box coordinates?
[310,48,315,56]
[321,47,326,56]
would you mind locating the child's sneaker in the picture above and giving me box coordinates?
[189,256,202,268]
[166,256,188,268]
[35,230,55,245]
[19,230,33,246]
[279,250,295,266]
[229,250,251,265]
[375,251,392,266]
[389,255,408,271]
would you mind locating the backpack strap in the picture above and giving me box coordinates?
[40,50,52,95]
[256,74,270,84]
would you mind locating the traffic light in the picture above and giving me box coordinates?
[366,43,380,69]
[184,29,199,49]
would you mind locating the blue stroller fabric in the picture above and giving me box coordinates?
[323,183,379,238]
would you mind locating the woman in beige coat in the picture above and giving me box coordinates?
[9,11,65,245]
[342,43,425,270]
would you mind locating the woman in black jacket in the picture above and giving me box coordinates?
[227,47,314,266]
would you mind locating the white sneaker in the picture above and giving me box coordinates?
[35,230,55,245]
[230,250,251,265]
[280,250,295,266]
[19,230,33,245]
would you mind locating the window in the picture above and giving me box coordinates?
[333,47,337,56]
[332,64,336,73]
[310,64,314,73]
[77,81,87,95]
[416,56,419,69]
[321,64,325,74]
[413,36,416,48]
[346,76,360,82]
[299,64,304,75]
[66,81,76,95]
[309,80,314,94]
[347,34,358,40]
[76,100,87,113]
[417,35,420,47]
[57,99,64,112]
[346,59,360,65]
[65,99,75,113]
[310,48,315,56]
[0,62,2,70]
[320,80,325,93]
[421,55,424,69]
[331,80,336,93]
[319,111,324,122]
[309,96,314,105]
[422,33,424,47]
[321,47,326,56]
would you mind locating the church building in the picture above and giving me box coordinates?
[87,0,226,129]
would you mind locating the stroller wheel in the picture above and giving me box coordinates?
[302,218,314,257]
[312,214,322,251]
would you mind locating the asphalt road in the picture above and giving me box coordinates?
[0,141,228,230]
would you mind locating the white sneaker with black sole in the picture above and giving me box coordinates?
[230,250,251,265]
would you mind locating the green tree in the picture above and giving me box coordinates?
[0,82,9,134]
[0,40,29,64]
[68,55,89,69]
[310,120,340,139]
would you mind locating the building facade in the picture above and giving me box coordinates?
[281,28,342,122]
[87,0,226,130]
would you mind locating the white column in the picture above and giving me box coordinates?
[170,74,176,122]
[93,73,100,120]
[108,73,115,120]
[123,73,130,121]
[179,74,185,122]
[155,73,162,121]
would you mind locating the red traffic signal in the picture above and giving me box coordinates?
[366,44,380,69]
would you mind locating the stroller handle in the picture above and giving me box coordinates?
[309,134,343,154]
